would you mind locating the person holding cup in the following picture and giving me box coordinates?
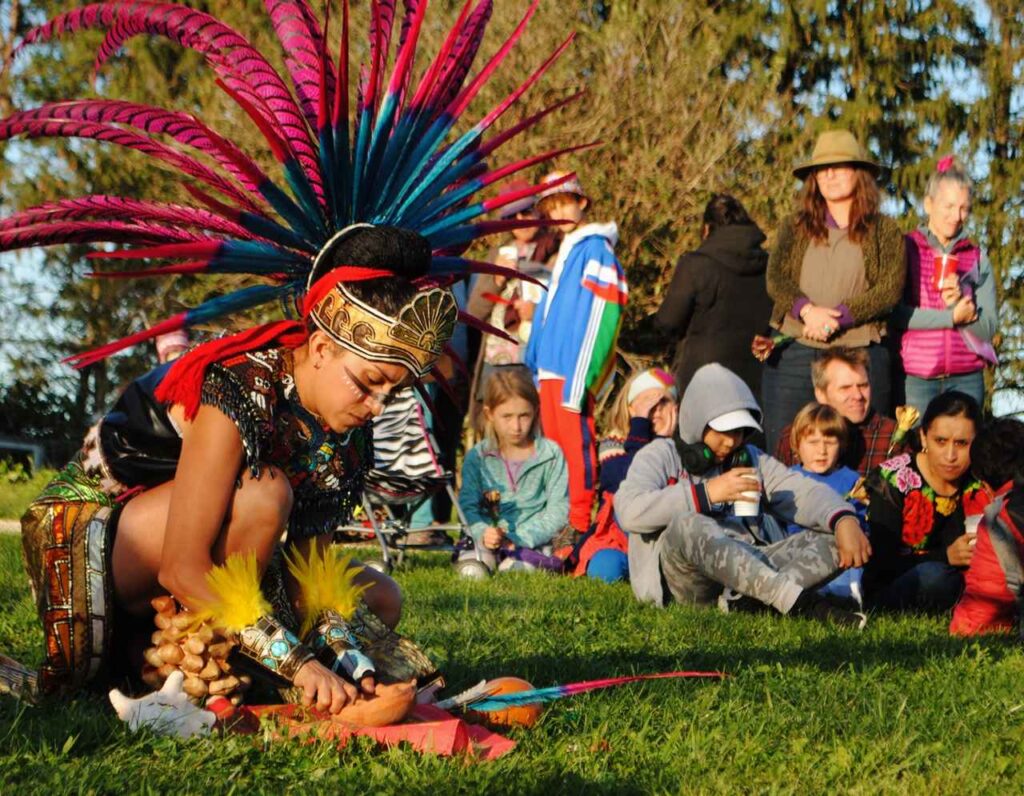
[862,391,990,612]
[890,156,999,412]
[615,363,871,627]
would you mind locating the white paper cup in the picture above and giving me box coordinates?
[733,474,761,517]
[965,514,982,547]
[498,244,518,261]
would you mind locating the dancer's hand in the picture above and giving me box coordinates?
[835,517,872,568]
[294,659,358,714]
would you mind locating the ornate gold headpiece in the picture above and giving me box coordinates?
[308,283,457,378]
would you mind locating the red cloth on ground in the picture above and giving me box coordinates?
[539,378,597,529]
[950,489,1023,636]
[212,700,515,760]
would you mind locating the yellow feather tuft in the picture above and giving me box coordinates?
[189,552,271,633]
[285,544,370,636]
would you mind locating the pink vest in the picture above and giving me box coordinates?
[900,230,986,378]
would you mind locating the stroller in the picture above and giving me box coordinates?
[334,389,490,578]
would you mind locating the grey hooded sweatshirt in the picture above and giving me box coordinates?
[615,363,855,606]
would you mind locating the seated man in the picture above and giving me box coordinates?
[615,363,871,626]
[775,347,899,475]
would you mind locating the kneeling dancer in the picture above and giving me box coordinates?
[615,364,872,626]
[1,0,569,709]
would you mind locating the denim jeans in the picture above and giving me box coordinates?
[762,341,891,453]
[902,371,984,416]
[869,560,964,612]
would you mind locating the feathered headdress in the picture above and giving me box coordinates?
[0,0,595,386]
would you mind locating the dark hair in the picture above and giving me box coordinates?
[702,194,753,235]
[912,390,983,452]
[311,225,432,316]
[796,167,880,245]
[971,417,1024,489]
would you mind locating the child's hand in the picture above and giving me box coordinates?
[482,525,506,550]
[947,533,975,567]
[629,388,665,419]
[834,516,872,568]
[512,298,535,321]
[705,467,758,505]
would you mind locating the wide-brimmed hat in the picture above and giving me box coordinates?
[793,130,880,179]
[537,170,588,202]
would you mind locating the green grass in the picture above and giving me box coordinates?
[0,468,57,521]
[2,534,1024,794]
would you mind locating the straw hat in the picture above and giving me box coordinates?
[793,130,880,179]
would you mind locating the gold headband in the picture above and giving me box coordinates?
[308,283,457,377]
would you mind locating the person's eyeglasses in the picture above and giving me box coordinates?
[343,366,397,410]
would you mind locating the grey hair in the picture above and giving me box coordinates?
[925,156,973,202]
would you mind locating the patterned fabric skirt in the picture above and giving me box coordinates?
[20,459,120,695]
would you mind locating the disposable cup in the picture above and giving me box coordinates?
[965,514,982,547]
[733,473,761,517]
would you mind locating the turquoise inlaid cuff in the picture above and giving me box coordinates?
[236,615,315,683]
[306,609,376,682]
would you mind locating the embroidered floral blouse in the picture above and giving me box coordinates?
[864,453,989,583]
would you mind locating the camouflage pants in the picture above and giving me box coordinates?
[659,515,839,613]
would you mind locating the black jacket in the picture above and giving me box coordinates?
[655,223,771,396]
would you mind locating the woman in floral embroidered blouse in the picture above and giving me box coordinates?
[863,391,989,611]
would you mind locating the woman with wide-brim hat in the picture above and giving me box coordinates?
[761,129,906,451]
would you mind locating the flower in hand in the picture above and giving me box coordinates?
[752,334,794,362]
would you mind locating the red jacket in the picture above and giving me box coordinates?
[950,485,1024,636]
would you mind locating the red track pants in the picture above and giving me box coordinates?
[539,378,596,530]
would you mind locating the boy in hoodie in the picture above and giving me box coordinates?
[615,363,872,626]
[524,171,628,536]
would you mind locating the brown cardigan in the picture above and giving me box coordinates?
[766,214,906,328]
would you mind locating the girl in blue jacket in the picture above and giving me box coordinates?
[458,368,569,572]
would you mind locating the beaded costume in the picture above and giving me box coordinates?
[1,0,584,700]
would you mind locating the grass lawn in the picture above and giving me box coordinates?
[2,534,1024,794]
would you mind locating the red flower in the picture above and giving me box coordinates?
[902,490,934,548]
[961,485,992,518]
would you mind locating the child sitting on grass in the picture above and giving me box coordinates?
[570,368,678,582]
[950,417,1024,636]
[785,403,868,605]
[458,368,569,572]
[615,363,871,626]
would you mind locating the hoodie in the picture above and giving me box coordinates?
[655,223,771,395]
[524,222,628,410]
[615,363,856,605]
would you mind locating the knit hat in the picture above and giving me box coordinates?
[793,130,880,179]
[626,368,677,405]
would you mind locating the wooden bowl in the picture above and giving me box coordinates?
[331,681,416,727]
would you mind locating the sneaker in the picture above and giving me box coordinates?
[717,588,767,615]
[791,589,867,629]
